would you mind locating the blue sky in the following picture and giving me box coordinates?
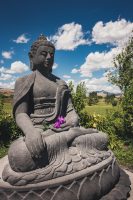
[0,0,133,93]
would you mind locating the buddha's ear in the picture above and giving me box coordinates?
[28,52,34,71]
[28,52,33,59]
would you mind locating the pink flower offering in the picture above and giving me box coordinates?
[54,122,60,128]
[58,116,65,124]
[54,116,65,128]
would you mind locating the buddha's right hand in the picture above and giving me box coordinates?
[25,130,45,159]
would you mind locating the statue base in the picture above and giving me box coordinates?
[0,158,131,200]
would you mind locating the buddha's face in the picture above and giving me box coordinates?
[31,45,55,72]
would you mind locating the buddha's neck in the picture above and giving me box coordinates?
[36,69,51,78]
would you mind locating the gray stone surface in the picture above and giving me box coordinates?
[0,155,8,178]
[0,156,132,199]
[0,35,131,200]
[2,35,112,187]
[125,170,133,200]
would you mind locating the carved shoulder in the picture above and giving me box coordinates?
[13,72,35,117]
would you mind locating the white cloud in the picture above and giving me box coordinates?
[81,76,121,94]
[53,63,58,69]
[92,19,133,47]
[0,61,29,89]
[63,75,71,79]
[66,79,75,85]
[2,51,14,59]
[79,47,121,77]
[0,81,15,89]
[0,60,4,64]
[0,67,6,73]
[50,22,90,50]
[71,68,80,74]
[0,73,13,81]
[13,34,30,43]
[0,61,29,74]
[9,61,29,73]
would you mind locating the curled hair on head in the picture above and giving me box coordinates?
[29,34,55,71]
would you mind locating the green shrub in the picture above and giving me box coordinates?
[111,99,118,106]
[0,144,9,158]
[0,98,22,145]
[0,114,22,145]
[108,36,133,137]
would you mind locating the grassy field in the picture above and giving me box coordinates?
[1,99,133,170]
[84,100,118,116]
[0,146,8,158]
[4,100,118,116]
[3,102,12,114]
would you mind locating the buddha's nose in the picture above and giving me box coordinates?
[46,53,51,59]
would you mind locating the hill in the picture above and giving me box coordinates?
[0,88,14,97]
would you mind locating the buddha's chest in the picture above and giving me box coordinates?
[33,73,58,98]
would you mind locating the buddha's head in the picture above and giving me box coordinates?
[29,34,55,73]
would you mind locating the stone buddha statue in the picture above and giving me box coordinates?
[1,35,130,200]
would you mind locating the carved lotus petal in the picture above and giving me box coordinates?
[57,163,68,173]
[0,192,8,200]
[81,159,88,168]
[72,155,82,162]
[41,189,54,200]
[88,149,96,155]
[69,147,78,155]
[69,181,80,195]
[87,157,97,164]
[9,192,23,200]
[72,162,84,172]
[52,186,77,200]
[64,155,72,164]
[78,175,100,200]
[53,171,65,178]
[23,192,42,200]
[67,163,73,173]
[80,152,88,159]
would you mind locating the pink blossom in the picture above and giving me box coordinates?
[54,116,65,128]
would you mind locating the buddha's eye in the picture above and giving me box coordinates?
[41,51,47,56]
[50,53,54,57]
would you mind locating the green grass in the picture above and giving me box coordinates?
[3,99,118,116]
[1,99,133,170]
[3,102,12,114]
[114,142,133,169]
[84,101,119,116]
[0,145,9,158]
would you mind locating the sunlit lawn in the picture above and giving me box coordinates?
[3,102,12,114]
[2,99,133,170]
[84,100,119,116]
[4,100,119,116]
[0,145,9,158]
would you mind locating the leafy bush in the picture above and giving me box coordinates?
[108,36,133,137]
[68,81,87,114]
[0,114,22,145]
[88,92,99,106]
[114,142,133,168]
[0,97,22,145]
[111,99,118,106]
[0,144,8,158]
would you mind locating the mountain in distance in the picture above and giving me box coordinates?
[96,90,122,97]
[0,88,14,96]
[0,88,122,98]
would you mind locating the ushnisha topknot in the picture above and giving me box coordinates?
[29,34,55,58]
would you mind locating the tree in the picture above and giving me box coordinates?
[109,35,133,136]
[105,93,115,104]
[0,94,4,115]
[68,81,87,114]
[88,92,99,106]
